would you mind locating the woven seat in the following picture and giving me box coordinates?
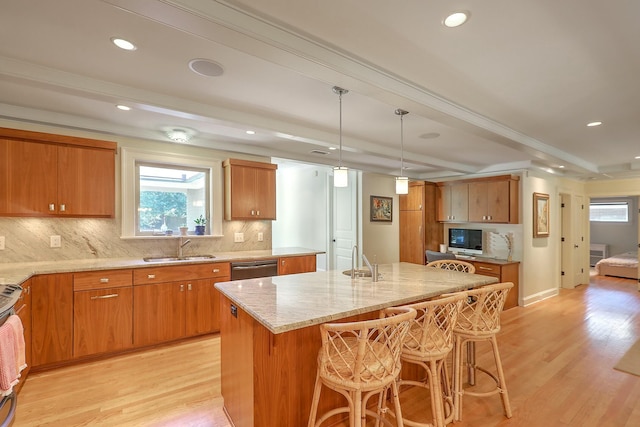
[308,307,417,427]
[451,282,513,421]
[391,293,467,427]
[426,260,476,274]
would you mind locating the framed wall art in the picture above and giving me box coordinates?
[370,195,392,222]
[533,192,550,237]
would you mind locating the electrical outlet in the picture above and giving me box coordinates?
[0,236,5,250]
[234,232,244,243]
[50,235,62,248]
[258,232,264,242]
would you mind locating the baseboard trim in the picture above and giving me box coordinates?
[522,288,559,307]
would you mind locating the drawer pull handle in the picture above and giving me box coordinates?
[91,293,118,300]
[213,269,220,273]
[187,283,192,291]
[180,284,184,291]
[100,278,109,283]
[479,266,492,270]
[147,274,156,279]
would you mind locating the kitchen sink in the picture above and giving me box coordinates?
[143,254,216,262]
[342,268,372,277]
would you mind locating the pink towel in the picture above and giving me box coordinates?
[0,315,25,396]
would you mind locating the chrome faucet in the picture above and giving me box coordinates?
[178,237,191,258]
[362,253,373,275]
[351,245,358,279]
[362,253,379,282]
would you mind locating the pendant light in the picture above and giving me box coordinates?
[333,86,349,187]
[395,108,409,194]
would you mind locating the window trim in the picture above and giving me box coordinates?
[121,147,223,238]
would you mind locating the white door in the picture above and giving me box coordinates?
[330,170,359,271]
[561,194,588,288]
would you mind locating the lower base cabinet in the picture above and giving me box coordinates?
[469,260,520,309]
[278,255,316,275]
[134,283,186,347]
[74,286,133,357]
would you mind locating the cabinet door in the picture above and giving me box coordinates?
[58,145,115,217]
[133,283,186,347]
[229,165,256,219]
[278,255,316,275]
[400,210,425,264]
[185,278,225,336]
[74,286,133,357]
[31,273,73,366]
[0,139,8,213]
[450,184,469,222]
[254,167,276,219]
[399,182,424,211]
[468,182,488,222]
[6,140,58,215]
[14,279,31,393]
[486,180,510,223]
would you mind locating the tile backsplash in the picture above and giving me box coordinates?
[0,217,272,263]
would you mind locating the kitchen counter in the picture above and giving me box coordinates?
[216,262,498,334]
[217,262,499,427]
[0,247,322,286]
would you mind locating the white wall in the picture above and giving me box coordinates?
[361,172,399,264]
[272,162,330,270]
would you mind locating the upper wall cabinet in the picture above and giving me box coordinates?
[0,128,116,217]
[437,175,520,224]
[223,158,277,220]
[436,182,469,222]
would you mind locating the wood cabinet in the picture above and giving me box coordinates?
[468,176,519,224]
[223,158,277,220]
[73,269,133,357]
[31,273,73,367]
[14,278,31,394]
[437,175,519,224]
[133,263,230,346]
[399,181,443,264]
[437,183,469,222]
[0,127,116,217]
[278,255,317,275]
[469,260,520,309]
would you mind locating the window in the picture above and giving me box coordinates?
[121,147,223,238]
[589,202,629,222]
[136,163,208,236]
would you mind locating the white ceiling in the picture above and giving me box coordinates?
[1,0,639,181]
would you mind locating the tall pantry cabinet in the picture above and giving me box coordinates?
[399,181,442,265]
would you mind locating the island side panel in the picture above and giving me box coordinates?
[220,294,255,427]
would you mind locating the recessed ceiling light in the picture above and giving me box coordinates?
[111,37,137,51]
[443,11,470,28]
[188,58,224,77]
[419,132,441,139]
[328,147,337,151]
[558,165,565,169]
[635,156,640,160]
[245,130,256,135]
[116,104,131,111]
[587,121,602,127]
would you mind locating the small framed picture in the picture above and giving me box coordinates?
[533,192,550,237]
[370,195,392,222]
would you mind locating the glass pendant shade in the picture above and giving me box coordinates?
[334,166,349,187]
[395,176,409,194]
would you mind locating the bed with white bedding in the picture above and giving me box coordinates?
[595,251,639,279]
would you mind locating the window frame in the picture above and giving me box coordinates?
[589,201,630,223]
[121,147,223,238]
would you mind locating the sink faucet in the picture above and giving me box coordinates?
[178,237,191,258]
[362,253,379,282]
[351,245,358,279]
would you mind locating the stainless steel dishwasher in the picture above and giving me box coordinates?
[230,259,278,280]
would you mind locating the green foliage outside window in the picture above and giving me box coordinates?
[139,191,187,231]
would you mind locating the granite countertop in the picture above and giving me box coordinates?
[215,262,499,334]
[0,247,323,286]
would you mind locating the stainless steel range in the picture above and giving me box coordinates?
[0,283,23,427]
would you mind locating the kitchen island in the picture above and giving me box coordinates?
[215,262,498,427]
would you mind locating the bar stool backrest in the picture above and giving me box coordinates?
[426,260,476,273]
[455,282,514,335]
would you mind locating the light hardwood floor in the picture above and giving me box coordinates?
[14,274,640,426]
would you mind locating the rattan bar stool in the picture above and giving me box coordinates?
[425,260,476,274]
[308,307,417,427]
[451,282,513,421]
[393,293,468,427]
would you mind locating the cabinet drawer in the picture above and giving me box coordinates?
[134,262,230,285]
[472,262,501,275]
[74,269,133,291]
